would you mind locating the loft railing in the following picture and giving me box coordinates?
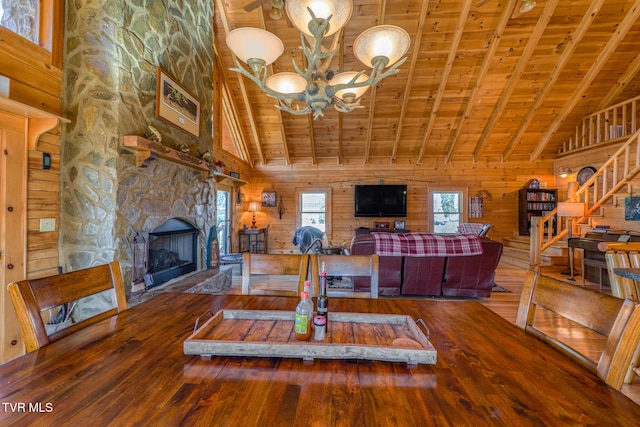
[530,129,640,270]
[559,94,640,155]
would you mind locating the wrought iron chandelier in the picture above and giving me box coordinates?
[225,0,411,119]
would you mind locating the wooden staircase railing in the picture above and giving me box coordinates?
[558,94,640,155]
[530,129,640,271]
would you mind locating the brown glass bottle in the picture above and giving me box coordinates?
[317,262,329,323]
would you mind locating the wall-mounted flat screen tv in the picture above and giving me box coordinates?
[354,184,407,217]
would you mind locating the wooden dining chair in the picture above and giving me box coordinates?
[241,253,310,296]
[604,250,640,300]
[516,270,640,389]
[8,261,127,353]
[310,254,379,299]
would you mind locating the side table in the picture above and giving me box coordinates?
[238,227,268,253]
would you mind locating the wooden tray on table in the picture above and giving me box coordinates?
[184,310,437,366]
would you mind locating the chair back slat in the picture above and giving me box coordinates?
[242,253,310,296]
[530,275,623,335]
[310,254,379,299]
[605,250,639,300]
[24,263,124,310]
[516,270,640,389]
[8,261,127,353]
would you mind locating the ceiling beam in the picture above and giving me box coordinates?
[261,7,292,166]
[337,30,345,165]
[389,0,430,164]
[444,0,517,163]
[417,0,474,164]
[215,0,265,165]
[530,0,640,161]
[221,78,253,166]
[363,0,387,165]
[471,0,560,162]
[501,0,605,161]
[213,40,254,166]
[596,51,640,112]
[276,108,291,165]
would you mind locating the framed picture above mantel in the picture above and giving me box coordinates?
[156,67,200,138]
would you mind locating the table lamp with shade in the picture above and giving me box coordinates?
[557,201,585,281]
[248,201,260,229]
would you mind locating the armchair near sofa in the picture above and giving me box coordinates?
[350,233,503,297]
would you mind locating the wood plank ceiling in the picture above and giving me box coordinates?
[214,0,640,167]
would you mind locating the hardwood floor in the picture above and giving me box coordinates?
[477,262,640,406]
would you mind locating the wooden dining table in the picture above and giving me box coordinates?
[1,292,639,426]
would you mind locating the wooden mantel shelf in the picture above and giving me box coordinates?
[213,172,246,186]
[123,135,210,174]
[122,135,245,185]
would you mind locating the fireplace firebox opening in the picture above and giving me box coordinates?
[146,218,199,288]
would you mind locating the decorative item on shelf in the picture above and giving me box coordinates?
[230,171,240,179]
[225,0,411,119]
[394,220,406,230]
[156,67,200,137]
[248,201,260,228]
[374,221,390,229]
[558,202,585,281]
[262,191,277,207]
[202,152,212,163]
[525,179,540,189]
[213,160,226,174]
[178,143,190,153]
[145,124,162,143]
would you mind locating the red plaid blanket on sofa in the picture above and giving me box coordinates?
[372,232,484,257]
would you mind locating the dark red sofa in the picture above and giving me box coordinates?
[350,233,503,297]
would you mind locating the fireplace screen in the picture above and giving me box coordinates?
[147,218,198,288]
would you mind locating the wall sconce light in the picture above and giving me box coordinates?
[248,201,260,228]
[558,167,573,178]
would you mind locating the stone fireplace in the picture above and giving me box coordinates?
[59,1,216,297]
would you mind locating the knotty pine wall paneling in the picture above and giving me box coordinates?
[239,159,556,253]
[27,129,61,278]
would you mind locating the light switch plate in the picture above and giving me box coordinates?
[39,218,56,232]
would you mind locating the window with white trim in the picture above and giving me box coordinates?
[431,190,464,233]
[297,188,331,236]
